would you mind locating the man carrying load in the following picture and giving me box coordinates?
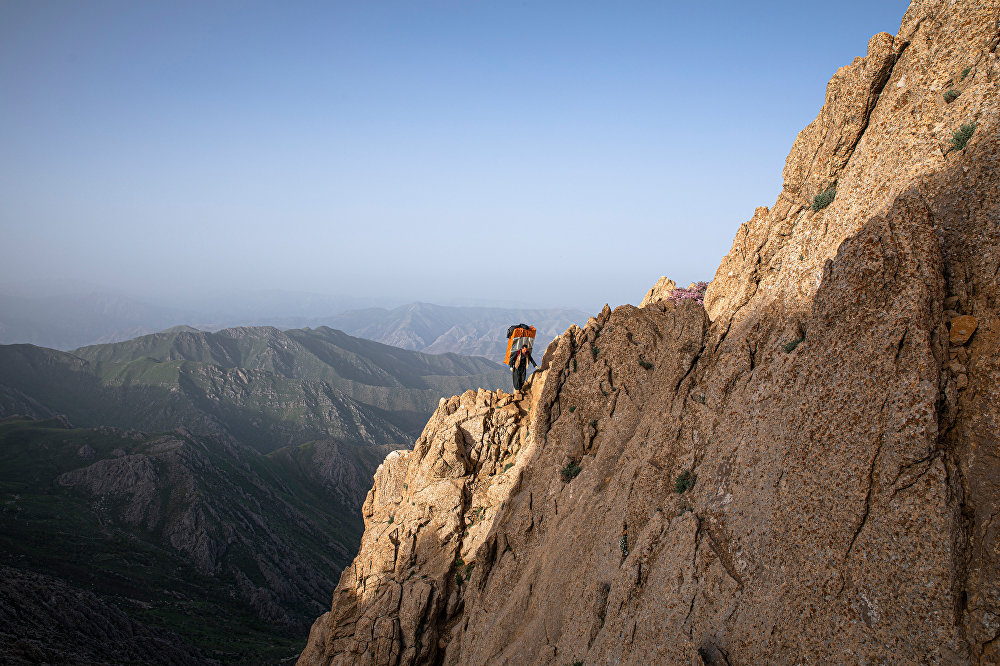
[504,323,537,392]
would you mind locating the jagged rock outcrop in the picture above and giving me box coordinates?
[300,1,1000,663]
[299,386,542,664]
[638,276,677,308]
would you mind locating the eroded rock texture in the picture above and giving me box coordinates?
[301,0,1000,663]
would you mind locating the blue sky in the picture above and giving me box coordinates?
[1,0,910,311]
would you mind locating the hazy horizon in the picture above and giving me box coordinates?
[2,1,910,313]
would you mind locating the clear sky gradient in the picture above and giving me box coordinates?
[1,1,910,311]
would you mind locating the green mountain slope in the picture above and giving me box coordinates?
[0,325,509,453]
[0,325,509,661]
[0,416,390,664]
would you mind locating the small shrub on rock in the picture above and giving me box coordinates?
[812,184,837,211]
[950,122,976,151]
[665,281,708,305]
[675,470,696,493]
[783,336,805,353]
[561,461,582,482]
[960,66,971,80]
[944,89,961,103]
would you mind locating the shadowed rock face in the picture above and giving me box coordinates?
[299,0,1000,663]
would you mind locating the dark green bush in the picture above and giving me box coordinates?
[960,66,971,80]
[561,461,582,481]
[569,405,576,413]
[675,470,696,493]
[783,336,805,353]
[503,462,513,472]
[592,345,599,359]
[944,89,961,103]
[950,122,976,151]
[811,184,837,211]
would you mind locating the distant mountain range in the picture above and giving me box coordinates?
[0,325,508,452]
[0,292,588,357]
[0,325,511,663]
[323,302,589,360]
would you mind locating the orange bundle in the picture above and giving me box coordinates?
[503,326,536,364]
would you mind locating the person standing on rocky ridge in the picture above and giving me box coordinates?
[509,344,537,392]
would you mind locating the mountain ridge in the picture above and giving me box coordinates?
[0,325,509,453]
[298,1,1000,663]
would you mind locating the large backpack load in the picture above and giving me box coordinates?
[504,323,536,364]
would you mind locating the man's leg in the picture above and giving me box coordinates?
[514,365,526,391]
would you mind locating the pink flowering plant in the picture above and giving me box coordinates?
[665,281,708,305]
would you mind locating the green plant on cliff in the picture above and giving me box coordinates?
[561,460,582,481]
[944,89,961,103]
[811,183,837,211]
[675,470,696,493]
[960,66,971,80]
[950,122,976,151]
[784,336,805,353]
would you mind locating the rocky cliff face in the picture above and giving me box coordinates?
[299,1,1000,663]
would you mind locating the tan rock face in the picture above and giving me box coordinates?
[301,1,1000,663]
[950,314,979,345]
[639,276,677,307]
[298,385,544,665]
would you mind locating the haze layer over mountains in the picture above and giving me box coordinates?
[0,290,587,360]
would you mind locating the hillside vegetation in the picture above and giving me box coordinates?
[0,416,390,663]
[0,325,508,453]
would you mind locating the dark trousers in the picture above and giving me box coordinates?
[512,363,527,391]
